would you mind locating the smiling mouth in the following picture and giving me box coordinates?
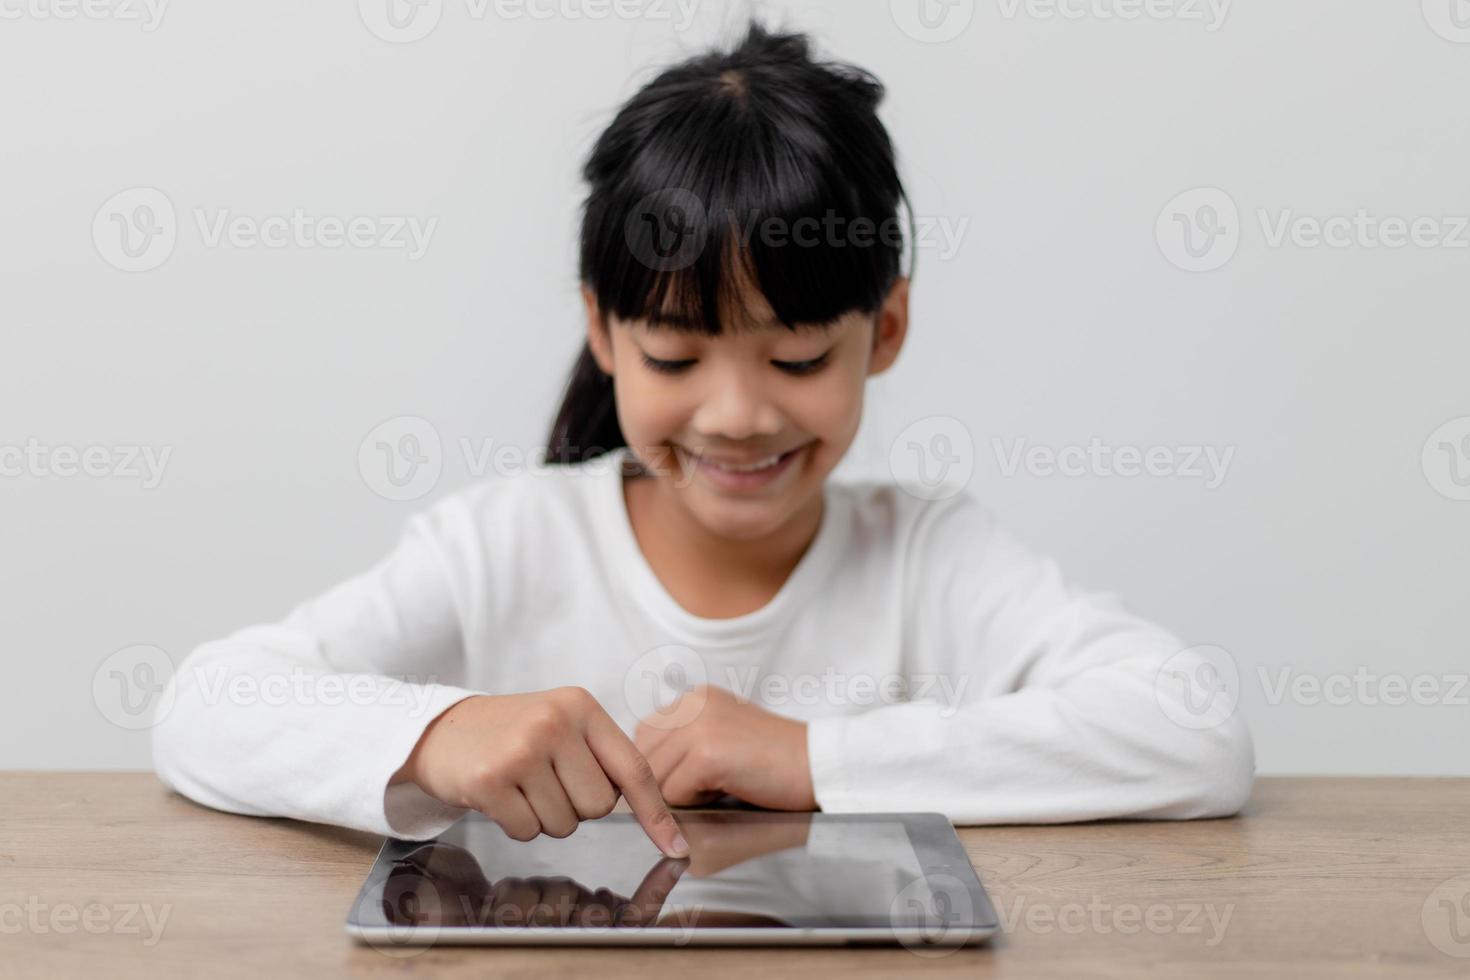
[671,442,811,486]
[680,444,806,472]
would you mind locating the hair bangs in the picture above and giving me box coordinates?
[580,33,907,337]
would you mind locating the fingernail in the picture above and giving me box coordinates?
[670,834,690,857]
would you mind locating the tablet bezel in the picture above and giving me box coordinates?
[344,810,997,947]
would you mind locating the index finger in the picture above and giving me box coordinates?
[584,711,690,859]
[617,857,688,926]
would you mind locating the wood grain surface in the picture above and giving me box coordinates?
[2,774,1468,979]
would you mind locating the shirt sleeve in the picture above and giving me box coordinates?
[805,492,1255,824]
[150,503,485,840]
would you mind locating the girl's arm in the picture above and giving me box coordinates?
[805,493,1255,823]
[150,505,485,839]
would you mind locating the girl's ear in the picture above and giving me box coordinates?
[582,284,615,376]
[867,276,910,377]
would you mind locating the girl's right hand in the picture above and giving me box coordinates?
[392,687,690,859]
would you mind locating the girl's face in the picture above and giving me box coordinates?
[584,275,909,542]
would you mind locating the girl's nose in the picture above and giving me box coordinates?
[689,369,784,442]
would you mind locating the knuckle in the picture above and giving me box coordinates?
[483,803,537,841]
[542,819,578,840]
[499,741,542,777]
[525,702,566,738]
[690,740,718,769]
[582,790,619,819]
[504,823,540,843]
[663,783,698,807]
[467,762,511,793]
[552,685,596,713]
[625,753,657,788]
[690,743,724,781]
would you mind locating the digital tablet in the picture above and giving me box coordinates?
[345,809,997,947]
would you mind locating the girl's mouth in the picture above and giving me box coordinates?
[676,443,809,492]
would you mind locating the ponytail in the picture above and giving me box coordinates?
[544,342,624,464]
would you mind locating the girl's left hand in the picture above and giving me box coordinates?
[633,685,817,811]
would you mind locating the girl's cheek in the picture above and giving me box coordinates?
[799,370,864,438]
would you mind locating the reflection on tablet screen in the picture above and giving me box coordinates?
[380,811,935,931]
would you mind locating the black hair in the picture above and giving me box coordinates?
[544,20,912,464]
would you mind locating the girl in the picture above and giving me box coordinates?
[152,23,1253,860]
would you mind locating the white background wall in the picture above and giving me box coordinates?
[2,0,1467,774]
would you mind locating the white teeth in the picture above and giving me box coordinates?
[706,452,782,473]
[678,447,790,473]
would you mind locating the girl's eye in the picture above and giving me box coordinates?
[640,353,696,375]
[772,352,831,376]
[639,351,831,376]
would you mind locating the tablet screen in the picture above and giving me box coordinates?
[371,811,961,933]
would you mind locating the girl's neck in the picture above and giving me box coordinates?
[621,470,825,620]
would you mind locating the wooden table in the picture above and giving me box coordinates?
[4,774,1469,978]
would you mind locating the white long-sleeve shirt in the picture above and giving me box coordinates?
[151,446,1254,841]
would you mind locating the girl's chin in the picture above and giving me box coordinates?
[682,503,792,544]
